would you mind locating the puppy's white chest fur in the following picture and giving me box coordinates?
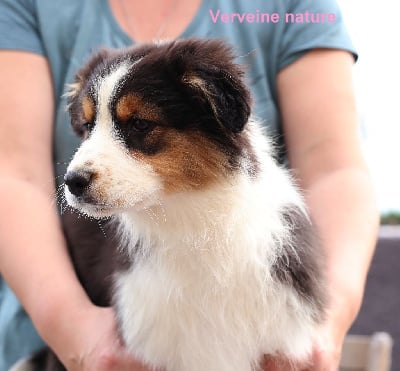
[115,261,265,371]
[113,175,317,371]
[115,268,313,371]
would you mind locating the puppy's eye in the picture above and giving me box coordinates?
[129,118,155,133]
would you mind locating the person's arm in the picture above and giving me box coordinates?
[0,51,149,371]
[273,49,379,369]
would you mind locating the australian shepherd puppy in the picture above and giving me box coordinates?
[14,39,326,371]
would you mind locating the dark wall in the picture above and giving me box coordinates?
[349,236,400,371]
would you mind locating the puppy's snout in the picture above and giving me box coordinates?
[64,170,93,197]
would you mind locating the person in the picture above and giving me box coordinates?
[0,0,379,370]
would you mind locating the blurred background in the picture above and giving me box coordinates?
[338,1,399,370]
[338,0,400,213]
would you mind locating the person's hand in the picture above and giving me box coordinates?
[56,306,153,371]
[261,324,343,371]
[261,327,343,371]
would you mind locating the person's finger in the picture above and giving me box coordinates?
[261,354,297,371]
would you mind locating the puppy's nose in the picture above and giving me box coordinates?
[64,170,93,197]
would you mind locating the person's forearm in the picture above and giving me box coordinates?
[0,176,93,356]
[305,165,379,331]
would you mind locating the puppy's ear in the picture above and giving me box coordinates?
[177,40,252,133]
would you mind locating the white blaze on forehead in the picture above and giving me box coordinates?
[96,62,131,130]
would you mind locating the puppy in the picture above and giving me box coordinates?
[15,39,326,371]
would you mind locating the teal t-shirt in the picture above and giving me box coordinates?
[0,0,356,369]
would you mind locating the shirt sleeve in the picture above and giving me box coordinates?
[277,0,357,71]
[0,0,45,55]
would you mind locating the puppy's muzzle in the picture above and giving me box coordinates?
[64,170,93,197]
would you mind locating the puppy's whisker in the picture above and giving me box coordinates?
[46,182,66,211]
[58,196,69,215]
[142,208,155,222]
[97,220,108,238]
[143,207,158,224]
[157,201,167,224]
[55,162,70,166]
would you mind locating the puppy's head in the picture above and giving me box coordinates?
[64,39,253,217]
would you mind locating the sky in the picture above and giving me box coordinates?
[337,0,400,212]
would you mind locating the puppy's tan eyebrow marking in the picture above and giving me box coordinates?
[116,93,162,122]
[82,95,95,123]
